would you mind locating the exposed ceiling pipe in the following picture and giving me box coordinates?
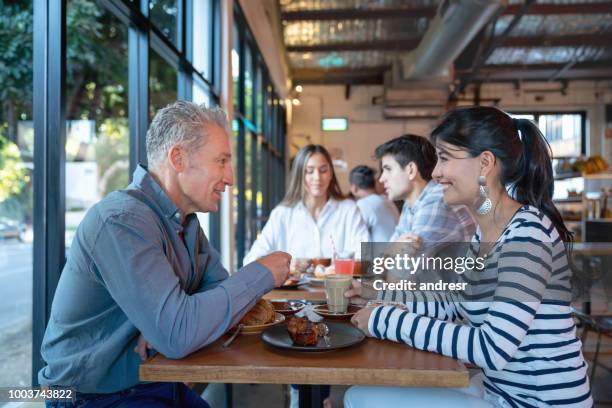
[451,0,536,99]
[401,0,505,80]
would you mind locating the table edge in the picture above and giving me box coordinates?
[140,364,469,388]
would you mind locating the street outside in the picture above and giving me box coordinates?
[0,240,32,390]
[0,211,82,398]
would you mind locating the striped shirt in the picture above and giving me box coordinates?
[372,205,592,407]
[390,181,476,246]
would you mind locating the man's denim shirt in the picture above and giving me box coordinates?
[39,165,273,393]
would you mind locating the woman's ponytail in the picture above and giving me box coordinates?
[510,119,570,242]
[512,119,591,295]
[432,107,589,297]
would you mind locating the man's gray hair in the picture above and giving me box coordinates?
[146,100,231,169]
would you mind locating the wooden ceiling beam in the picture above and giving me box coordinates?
[291,60,612,85]
[286,39,420,53]
[502,33,612,48]
[286,33,612,53]
[281,3,612,21]
[281,7,435,21]
[292,67,387,85]
[459,60,612,72]
[459,60,612,81]
[505,2,612,15]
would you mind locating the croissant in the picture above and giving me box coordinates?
[240,299,275,326]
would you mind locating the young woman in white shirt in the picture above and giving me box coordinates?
[244,144,369,264]
[245,144,369,408]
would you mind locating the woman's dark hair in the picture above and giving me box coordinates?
[349,165,376,190]
[431,107,570,239]
[430,107,587,292]
[281,144,344,207]
[374,134,437,181]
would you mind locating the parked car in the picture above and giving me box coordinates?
[0,219,26,241]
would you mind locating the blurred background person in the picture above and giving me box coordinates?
[244,144,369,408]
[377,134,475,247]
[349,165,399,242]
[244,144,369,265]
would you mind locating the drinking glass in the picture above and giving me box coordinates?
[334,251,355,276]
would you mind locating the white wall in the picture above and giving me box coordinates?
[289,81,612,192]
[289,85,436,192]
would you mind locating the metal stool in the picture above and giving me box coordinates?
[574,309,612,381]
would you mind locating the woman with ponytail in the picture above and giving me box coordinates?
[345,107,592,407]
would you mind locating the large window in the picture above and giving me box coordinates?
[510,112,586,157]
[233,7,286,269]
[149,50,178,119]
[23,0,221,386]
[149,0,179,48]
[2,0,285,387]
[65,1,129,246]
[0,1,33,386]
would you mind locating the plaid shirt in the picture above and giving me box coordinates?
[390,181,476,246]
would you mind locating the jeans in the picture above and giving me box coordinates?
[45,382,210,408]
[344,373,502,408]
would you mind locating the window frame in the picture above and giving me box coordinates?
[31,0,221,384]
[232,5,286,268]
[509,110,587,157]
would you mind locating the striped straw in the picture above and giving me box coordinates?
[329,234,338,259]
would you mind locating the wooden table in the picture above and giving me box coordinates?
[141,283,468,407]
[141,327,468,407]
[264,284,325,301]
[140,330,468,387]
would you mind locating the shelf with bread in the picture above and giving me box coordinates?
[552,156,611,242]
[553,155,609,180]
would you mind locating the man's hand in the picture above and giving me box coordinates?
[134,333,153,361]
[257,251,292,287]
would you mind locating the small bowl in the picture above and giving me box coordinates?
[270,300,306,316]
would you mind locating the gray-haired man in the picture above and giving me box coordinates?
[39,101,290,407]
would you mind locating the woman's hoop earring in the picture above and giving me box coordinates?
[476,176,492,215]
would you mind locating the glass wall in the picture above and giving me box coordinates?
[149,0,179,48]
[0,0,34,386]
[24,0,224,385]
[233,6,286,269]
[510,112,586,157]
[1,0,287,386]
[149,50,178,119]
[65,1,129,247]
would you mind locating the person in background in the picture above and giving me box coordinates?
[39,101,291,408]
[244,144,369,263]
[349,165,399,242]
[346,107,592,407]
[244,144,369,408]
